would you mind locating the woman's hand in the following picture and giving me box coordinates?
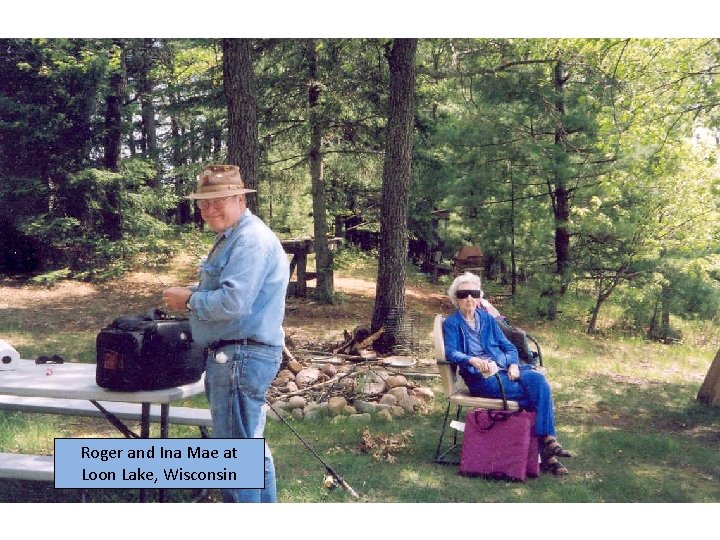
[469,357,494,375]
[508,364,520,381]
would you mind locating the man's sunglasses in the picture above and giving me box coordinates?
[455,289,482,299]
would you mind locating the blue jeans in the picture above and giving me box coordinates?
[204,343,282,503]
[466,365,556,437]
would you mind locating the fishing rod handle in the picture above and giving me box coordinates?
[340,479,360,499]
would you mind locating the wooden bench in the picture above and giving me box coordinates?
[0,395,212,428]
[0,397,213,486]
[0,452,54,482]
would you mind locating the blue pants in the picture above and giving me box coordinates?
[466,365,556,437]
[204,343,282,502]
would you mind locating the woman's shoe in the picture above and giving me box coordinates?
[542,437,573,459]
[540,457,568,476]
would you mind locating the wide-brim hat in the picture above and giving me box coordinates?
[185,164,257,200]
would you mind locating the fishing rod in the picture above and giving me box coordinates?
[265,399,359,500]
[153,273,168,288]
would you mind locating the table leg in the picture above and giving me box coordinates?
[140,403,151,438]
[160,404,169,438]
[158,403,170,502]
[297,251,307,297]
[139,403,151,502]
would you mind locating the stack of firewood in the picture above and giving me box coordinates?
[332,325,385,359]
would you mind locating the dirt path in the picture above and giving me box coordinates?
[0,264,452,354]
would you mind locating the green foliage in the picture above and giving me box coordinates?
[15,160,176,280]
[612,281,661,334]
[254,39,387,236]
[2,37,720,335]
[411,38,720,331]
[670,258,720,321]
[332,244,379,278]
[28,268,72,286]
[0,38,108,178]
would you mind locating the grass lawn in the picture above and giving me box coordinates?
[1,252,719,507]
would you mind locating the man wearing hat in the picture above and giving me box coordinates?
[163,164,289,503]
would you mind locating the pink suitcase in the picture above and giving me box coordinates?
[526,425,539,478]
[459,408,538,481]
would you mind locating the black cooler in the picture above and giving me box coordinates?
[96,309,206,391]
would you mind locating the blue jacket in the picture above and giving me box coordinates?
[442,308,519,380]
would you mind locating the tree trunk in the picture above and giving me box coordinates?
[170,112,193,225]
[102,190,124,241]
[223,38,259,215]
[545,59,572,320]
[587,270,626,333]
[697,349,720,406]
[138,39,160,189]
[647,297,660,339]
[660,282,672,338]
[371,39,418,353]
[509,161,517,296]
[127,125,136,156]
[103,40,126,172]
[307,39,334,303]
[587,285,611,334]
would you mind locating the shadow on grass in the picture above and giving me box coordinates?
[2,384,719,503]
[558,371,720,444]
[550,372,720,502]
[269,372,720,503]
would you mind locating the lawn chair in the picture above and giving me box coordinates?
[432,313,542,465]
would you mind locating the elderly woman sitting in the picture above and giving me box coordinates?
[442,271,572,476]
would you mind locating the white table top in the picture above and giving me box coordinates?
[0,359,205,404]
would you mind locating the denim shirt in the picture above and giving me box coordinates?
[442,308,519,380]
[187,208,289,348]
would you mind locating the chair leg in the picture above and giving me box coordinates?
[434,402,463,465]
[434,402,452,462]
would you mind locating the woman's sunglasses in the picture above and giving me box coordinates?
[455,289,482,299]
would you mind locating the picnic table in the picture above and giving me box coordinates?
[0,359,209,501]
[282,237,342,297]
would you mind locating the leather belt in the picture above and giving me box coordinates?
[208,338,265,350]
